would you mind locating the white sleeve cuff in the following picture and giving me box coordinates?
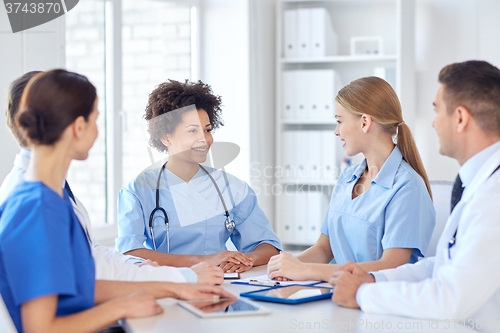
[177,268,198,283]
[356,283,371,309]
[369,271,388,282]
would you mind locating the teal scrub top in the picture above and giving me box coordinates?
[0,181,95,332]
[321,146,436,264]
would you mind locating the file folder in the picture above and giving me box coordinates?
[282,71,295,120]
[282,131,295,180]
[307,131,322,181]
[322,131,337,180]
[283,9,297,58]
[310,8,338,57]
[307,191,323,244]
[297,8,310,58]
[294,71,308,119]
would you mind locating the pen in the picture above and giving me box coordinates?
[249,280,280,286]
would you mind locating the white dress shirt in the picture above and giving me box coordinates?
[357,141,500,332]
[0,149,195,282]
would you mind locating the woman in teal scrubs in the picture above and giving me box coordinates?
[268,77,436,282]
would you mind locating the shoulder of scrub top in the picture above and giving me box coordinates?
[393,159,430,196]
[123,166,163,194]
[0,181,65,234]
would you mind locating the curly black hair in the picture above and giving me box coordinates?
[145,79,224,153]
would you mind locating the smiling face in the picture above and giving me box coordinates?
[432,84,458,158]
[334,103,364,156]
[162,109,213,164]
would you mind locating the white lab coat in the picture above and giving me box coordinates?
[357,147,500,331]
[0,150,188,282]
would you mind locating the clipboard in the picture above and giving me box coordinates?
[240,285,333,304]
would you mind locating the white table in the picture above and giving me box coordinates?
[122,265,475,333]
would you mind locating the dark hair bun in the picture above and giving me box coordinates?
[18,107,46,144]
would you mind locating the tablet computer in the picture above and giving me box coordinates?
[178,298,271,318]
[240,285,333,304]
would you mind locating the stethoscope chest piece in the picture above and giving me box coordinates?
[225,218,236,232]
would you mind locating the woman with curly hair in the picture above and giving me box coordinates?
[116,80,281,274]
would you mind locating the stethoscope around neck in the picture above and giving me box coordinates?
[148,161,236,252]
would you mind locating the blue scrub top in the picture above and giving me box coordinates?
[116,166,281,255]
[0,181,95,332]
[321,146,436,264]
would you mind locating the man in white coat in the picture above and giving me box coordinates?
[329,60,500,331]
[0,71,223,285]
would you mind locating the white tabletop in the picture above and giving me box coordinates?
[122,265,475,333]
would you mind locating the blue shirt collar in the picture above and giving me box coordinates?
[20,149,31,158]
[459,140,500,188]
[347,146,402,189]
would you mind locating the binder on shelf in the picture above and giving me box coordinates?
[310,7,338,58]
[278,194,294,243]
[318,70,342,120]
[282,71,295,120]
[307,191,324,244]
[294,189,308,241]
[306,70,322,120]
[307,131,322,181]
[322,131,338,180]
[283,9,297,58]
[293,71,308,119]
[295,131,309,179]
[281,131,295,179]
[296,8,310,58]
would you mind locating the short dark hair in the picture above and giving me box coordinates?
[145,79,224,153]
[438,60,500,135]
[6,71,42,148]
[17,69,97,145]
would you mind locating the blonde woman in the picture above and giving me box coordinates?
[268,77,436,282]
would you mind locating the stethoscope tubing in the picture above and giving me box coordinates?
[149,162,235,252]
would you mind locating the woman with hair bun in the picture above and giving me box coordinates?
[0,70,232,333]
[268,77,436,282]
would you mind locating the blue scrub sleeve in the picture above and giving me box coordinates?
[0,193,76,306]
[382,179,436,258]
[116,188,148,254]
[230,186,282,253]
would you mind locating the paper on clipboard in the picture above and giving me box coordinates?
[232,274,322,287]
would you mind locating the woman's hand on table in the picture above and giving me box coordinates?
[267,251,308,281]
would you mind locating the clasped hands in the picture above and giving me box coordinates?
[206,250,254,273]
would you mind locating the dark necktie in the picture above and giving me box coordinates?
[450,174,464,213]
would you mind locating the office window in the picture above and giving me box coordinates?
[65,0,107,227]
[122,0,192,183]
[65,0,196,232]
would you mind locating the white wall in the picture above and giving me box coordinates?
[414,0,500,181]
[0,9,64,181]
[199,0,250,183]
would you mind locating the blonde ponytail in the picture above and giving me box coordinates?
[336,76,432,199]
[396,123,432,200]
